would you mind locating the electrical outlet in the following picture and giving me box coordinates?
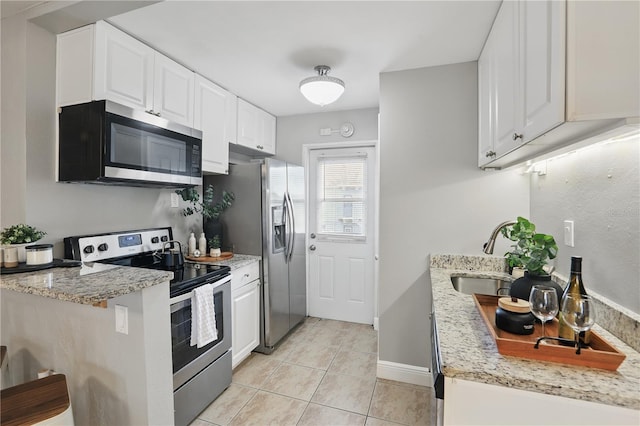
[564,220,575,247]
[170,192,180,208]
[115,305,128,334]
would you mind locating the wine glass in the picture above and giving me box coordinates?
[561,294,596,354]
[529,285,559,341]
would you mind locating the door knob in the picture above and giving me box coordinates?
[310,233,316,239]
[309,245,316,251]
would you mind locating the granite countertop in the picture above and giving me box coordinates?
[430,254,640,410]
[0,263,172,307]
[186,253,260,270]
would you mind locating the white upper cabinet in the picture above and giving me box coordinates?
[58,21,195,128]
[93,20,154,112]
[478,0,638,169]
[236,98,276,155]
[194,75,237,174]
[478,0,564,167]
[153,54,195,127]
[520,0,565,142]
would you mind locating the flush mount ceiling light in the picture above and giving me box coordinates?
[299,65,345,106]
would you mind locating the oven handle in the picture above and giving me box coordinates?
[169,275,231,307]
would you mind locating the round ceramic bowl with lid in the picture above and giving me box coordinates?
[25,244,54,265]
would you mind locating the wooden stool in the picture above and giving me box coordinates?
[1,374,74,425]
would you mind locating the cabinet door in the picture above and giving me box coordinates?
[520,0,565,142]
[153,53,195,127]
[478,32,496,167]
[232,280,260,368]
[194,75,236,174]
[492,1,521,158]
[259,110,276,155]
[236,98,259,149]
[94,21,154,112]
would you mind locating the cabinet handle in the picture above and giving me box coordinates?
[256,145,263,150]
[244,273,250,278]
[512,133,523,141]
[145,109,155,115]
[485,150,496,158]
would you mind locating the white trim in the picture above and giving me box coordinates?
[377,360,432,387]
[373,316,379,331]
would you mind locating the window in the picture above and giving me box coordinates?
[316,154,367,241]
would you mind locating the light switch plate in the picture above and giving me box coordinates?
[170,193,180,208]
[564,220,575,247]
[115,304,128,334]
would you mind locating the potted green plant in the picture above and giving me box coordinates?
[501,217,562,301]
[208,235,222,258]
[1,224,47,263]
[176,184,234,247]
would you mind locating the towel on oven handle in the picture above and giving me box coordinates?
[190,283,218,348]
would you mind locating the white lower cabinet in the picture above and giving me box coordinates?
[443,377,639,425]
[231,262,260,368]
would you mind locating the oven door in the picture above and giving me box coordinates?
[170,276,231,391]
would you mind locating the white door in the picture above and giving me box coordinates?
[307,146,376,324]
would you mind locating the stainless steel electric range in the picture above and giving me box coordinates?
[64,227,232,426]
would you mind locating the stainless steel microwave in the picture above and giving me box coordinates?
[58,100,202,187]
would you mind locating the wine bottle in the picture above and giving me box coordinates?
[558,256,592,346]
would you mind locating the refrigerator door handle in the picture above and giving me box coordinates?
[285,191,295,262]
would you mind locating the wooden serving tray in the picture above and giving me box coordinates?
[473,294,626,371]
[186,252,233,262]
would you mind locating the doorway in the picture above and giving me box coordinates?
[305,142,378,325]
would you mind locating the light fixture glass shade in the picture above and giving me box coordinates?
[299,65,345,106]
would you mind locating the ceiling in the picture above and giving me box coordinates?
[6,1,501,117]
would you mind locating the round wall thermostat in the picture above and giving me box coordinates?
[340,122,354,138]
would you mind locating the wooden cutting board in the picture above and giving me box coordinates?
[186,252,233,262]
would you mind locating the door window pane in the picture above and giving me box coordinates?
[316,155,367,240]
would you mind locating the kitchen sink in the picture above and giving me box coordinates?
[450,276,511,296]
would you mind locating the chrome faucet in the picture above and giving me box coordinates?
[482,220,516,254]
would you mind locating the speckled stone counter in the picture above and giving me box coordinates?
[430,254,640,410]
[0,263,172,306]
[186,254,260,270]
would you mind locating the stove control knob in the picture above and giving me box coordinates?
[98,243,109,252]
[161,236,169,242]
[151,236,159,244]
[83,245,94,254]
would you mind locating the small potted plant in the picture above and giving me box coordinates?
[501,217,562,301]
[208,235,222,258]
[1,224,47,263]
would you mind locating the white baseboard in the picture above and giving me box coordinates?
[373,316,379,330]
[376,360,432,387]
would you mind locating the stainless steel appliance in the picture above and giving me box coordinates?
[64,227,231,426]
[431,313,444,426]
[208,158,306,353]
[58,100,202,187]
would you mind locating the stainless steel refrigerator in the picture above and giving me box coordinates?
[206,158,306,353]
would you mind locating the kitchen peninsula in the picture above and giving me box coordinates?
[0,263,174,425]
[430,254,640,425]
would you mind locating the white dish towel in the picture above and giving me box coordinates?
[190,283,218,348]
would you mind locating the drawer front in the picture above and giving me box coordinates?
[231,261,259,291]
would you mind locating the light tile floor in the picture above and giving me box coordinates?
[189,317,433,426]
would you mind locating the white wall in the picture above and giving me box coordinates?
[276,108,379,164]
[530,137,640,313]
[378,62,530,368]
[1,10,199,258]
